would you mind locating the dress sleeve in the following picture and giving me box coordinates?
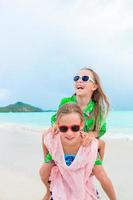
[98,121,106,138]
[96,105,107,138]
[43,131,53,153]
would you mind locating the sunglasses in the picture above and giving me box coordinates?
[58,125,81,133]
[73,75,95,83]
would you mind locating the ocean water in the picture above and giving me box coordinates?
[0,111,133,138]
[0,112,53,128]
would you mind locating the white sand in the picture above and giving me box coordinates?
[96,136,133,199]
[0,124,133,200]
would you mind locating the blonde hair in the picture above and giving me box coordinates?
[57,103,84,123]
[80,67,110,131]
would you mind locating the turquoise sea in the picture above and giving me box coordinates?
[0,111,133,138]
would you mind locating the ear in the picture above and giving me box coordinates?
[92,83,98,91]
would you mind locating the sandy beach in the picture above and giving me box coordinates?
[0,124,133,200]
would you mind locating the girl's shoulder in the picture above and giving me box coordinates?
[51,96,76,125]
[43,130,54,148]
[59,95,76,108]
[43,129,52,144]
[84,138,98,151]
[43,129,59,152]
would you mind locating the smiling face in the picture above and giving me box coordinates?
[57,113,83,146]
[74,69,97,97]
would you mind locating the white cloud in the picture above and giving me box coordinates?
[0,89,11,101]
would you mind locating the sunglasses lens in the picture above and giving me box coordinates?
[82,76,89,81]
[71,125,80,132]
[59,126,68,132]
[73,76,80,82]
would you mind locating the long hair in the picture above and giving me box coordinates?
[80,67,110,131]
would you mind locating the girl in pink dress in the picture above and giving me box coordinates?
[43,103,100,200]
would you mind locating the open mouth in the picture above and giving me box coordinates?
[76,86,84,90]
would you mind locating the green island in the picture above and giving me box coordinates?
[0,102,46,112]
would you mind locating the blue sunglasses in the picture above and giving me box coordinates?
[73,75,95,83]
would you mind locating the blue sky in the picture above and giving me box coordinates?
[0,0,133,110]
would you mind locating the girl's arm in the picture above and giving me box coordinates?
[42,132,49,158]
[98,139,105,161]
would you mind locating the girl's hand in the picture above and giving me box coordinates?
[49,124,59,136]
[81,131,97,146]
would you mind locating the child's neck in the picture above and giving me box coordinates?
[62,136,82,155]
[76,95,92,110]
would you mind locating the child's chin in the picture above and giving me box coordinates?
[66,139,77,146]
[76,90,84,96]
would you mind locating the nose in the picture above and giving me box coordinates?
[66,129,74,136]
[77,78,82,83]
[76,77,83,83]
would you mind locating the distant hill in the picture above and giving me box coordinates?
[0,102,44,112]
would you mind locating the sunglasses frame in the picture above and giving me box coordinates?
[73,75,95,83]
[58,124,81,133]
